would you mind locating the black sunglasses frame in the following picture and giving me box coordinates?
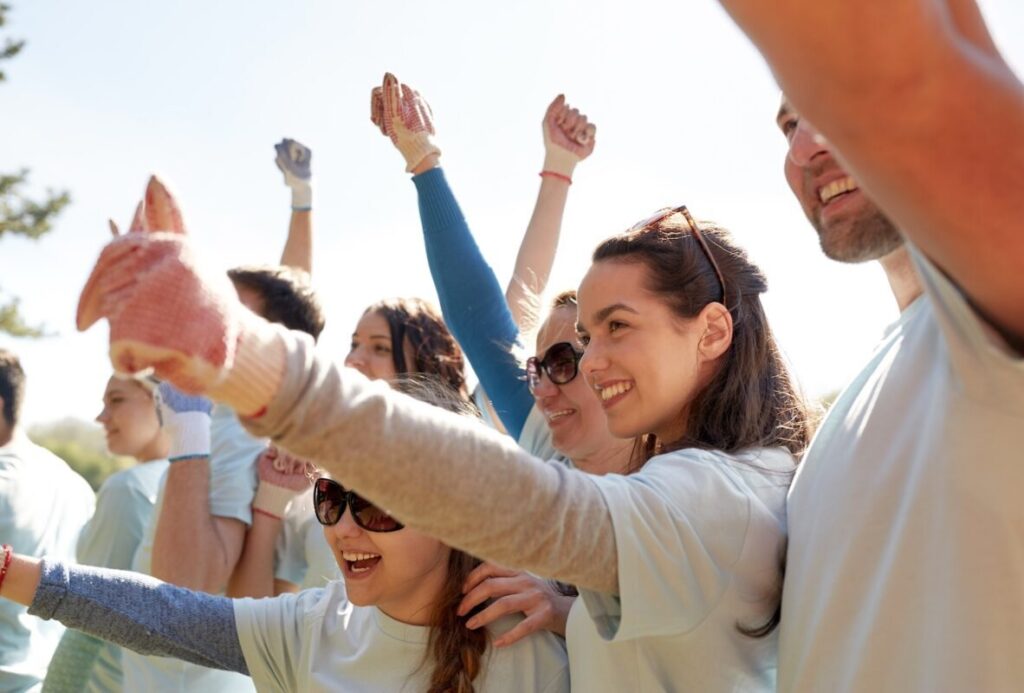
[313,478,404,533]
[526,341,583,392]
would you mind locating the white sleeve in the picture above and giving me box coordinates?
[233,588,326,692]
[911,246,1024,409]
[578,452,751,642]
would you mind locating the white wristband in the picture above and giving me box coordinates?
[253,481,300,519]
[166,411,212,462]
[290,181,312,211]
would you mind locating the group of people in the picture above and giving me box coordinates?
[1,1,1022,691]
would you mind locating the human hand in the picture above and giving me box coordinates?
[542,94,597,178]
[156,382,213,462]
[77,176,285,416]
[458,562,574,647]
[370,73,441,173]
[253,446,317,519]
[274,138,312,210]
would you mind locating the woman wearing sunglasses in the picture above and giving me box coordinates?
[227,296,470,599]
[69,166,812,690]
[370,75,635,648]
[0,380,569,693]
[370,74,632,478]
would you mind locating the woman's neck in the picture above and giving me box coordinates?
[571,437,635,475]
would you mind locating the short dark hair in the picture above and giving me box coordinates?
[0,349,26,428]
[227,265,325,340]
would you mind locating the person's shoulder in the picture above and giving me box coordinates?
[483,614,569,689]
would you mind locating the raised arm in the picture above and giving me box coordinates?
[275,138,313,274]
[370,74,535,437]
[0,551,246,673]
[717,0,1024,344]
[150,386,248,593]
[506,95,596,334]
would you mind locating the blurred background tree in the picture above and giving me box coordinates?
[1,2,71,337]
[29,418,133,491]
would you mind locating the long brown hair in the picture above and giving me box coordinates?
[592,215,811,461]
[365,298,470,403]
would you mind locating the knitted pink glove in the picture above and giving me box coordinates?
[253,446,316,520]
[370,72,441,172]
[76,176,285,416]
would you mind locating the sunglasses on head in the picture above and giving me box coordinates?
[526,341,583,392]
[629,205,728,308]
[313,478,404,533]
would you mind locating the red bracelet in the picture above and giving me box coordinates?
[0,545,13,594]
[539,170,572,185]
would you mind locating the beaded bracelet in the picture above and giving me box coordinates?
[0,545,13,594]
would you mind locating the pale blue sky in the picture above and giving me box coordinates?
[2,0,1022,426]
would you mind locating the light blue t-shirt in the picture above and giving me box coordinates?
[123,405,262,693]
[42,460,168,693]
[0,434,94,693]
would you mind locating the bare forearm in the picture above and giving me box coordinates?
[151,460,241,592]
[506,178,570,333]
[279,210,312,274]
[226,513,281,598]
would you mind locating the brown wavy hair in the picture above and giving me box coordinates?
[365,298,470,403]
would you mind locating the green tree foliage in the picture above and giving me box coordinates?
[0,4,71,338]
[29,418,134,491]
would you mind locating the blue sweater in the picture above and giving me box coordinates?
[413,168,534,439]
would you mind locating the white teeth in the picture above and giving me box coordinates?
[818,176,858,204]
[547,409,573,421]
[342,551,380,562]
[599,382,633,401]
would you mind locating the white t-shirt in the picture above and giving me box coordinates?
[123,404,262,693]
[779,249,1024,691]
[235,581,570,693]
[567,447,794,692]
[275,497,341,590]
[0,434,94,693]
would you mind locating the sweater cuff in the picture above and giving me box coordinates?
[208,316,288,418]
[29,559,68,621]
[412,167,465,232]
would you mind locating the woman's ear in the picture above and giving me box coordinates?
[697,302,733,362]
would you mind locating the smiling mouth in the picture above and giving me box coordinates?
[545,409,574,422]
[342,551,381,574]
[818,176,859,204]
[597,381,633,402]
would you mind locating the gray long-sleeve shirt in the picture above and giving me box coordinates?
[29,560,247,674]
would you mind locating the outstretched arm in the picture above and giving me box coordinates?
[506,95,597,334]
[275,138,313,274]
[718,0,1024,345]
[0,551,247,673]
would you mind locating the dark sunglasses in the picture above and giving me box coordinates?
[629,205,727,307]
[313,478,404,533]
[526,341,583,392]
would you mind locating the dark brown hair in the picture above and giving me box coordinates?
[0,349,26,428]
[227,265,325,340]
[592,216,811,460]
[365,298,470,403]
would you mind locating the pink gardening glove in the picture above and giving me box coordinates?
[370,72,441,172]
[542,94,597,178]
[253,446,317,520]
[77,176,284,415]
